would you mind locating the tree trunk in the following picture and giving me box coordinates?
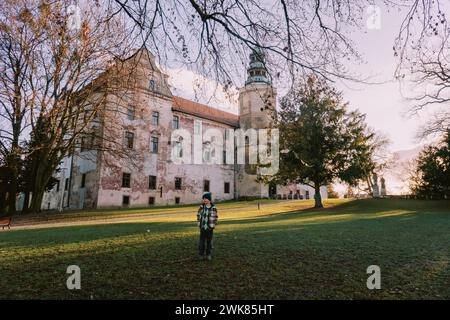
[0,191,6,213]
[314,183,323,208]
[29,168,45,213]
[7,175,17,215]
[366,177,373,194]
[29,161,55,213]
[30,188,45,213]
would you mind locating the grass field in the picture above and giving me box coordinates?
[0,198,449,299]
[9,198,285,226]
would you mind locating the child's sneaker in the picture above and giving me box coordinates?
[207,255,212,261]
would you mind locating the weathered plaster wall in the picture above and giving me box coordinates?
[90,51,239,208]
[96,91,236,208]
[68,151,100,209]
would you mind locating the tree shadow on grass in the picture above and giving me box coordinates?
[1,199,449,248]
[0,200,449,299]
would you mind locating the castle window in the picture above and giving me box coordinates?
[80,135,87,152]
[203,180,210,192]
[175,197,180,204]
[175,177,182,190]
[148,196,155,205]
[149,79,156,91]
[148,175,157,190]
[224,182,230,194]
[172,115,179,129]
[223,150,227,164]
[151,135,159,153]
[55,180,60,192]
[125,131,134,149]
[122,195,130,206]
[65,178,69,191]
[122,173,131,188]
[152,111,159,126]
[90,131,96,149]
[127,106,135,120]
[81,174,86,188]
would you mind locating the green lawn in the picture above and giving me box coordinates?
[11,198,285,226]
[0,198,449,299]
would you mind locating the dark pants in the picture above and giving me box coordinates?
[199,228,214,256]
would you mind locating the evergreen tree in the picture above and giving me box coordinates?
[410,131,450,199]
[267,75,378,208]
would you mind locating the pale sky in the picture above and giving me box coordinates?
[334,4,431,152]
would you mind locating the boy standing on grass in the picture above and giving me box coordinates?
[197,192,218,261]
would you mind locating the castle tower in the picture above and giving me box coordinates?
[236,47,277,199]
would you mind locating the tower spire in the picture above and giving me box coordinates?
[245,47,270,85]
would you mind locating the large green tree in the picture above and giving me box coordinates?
[269,75,377,208]
[410,131,450,199]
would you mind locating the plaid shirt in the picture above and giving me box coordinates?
[197,204,218,230]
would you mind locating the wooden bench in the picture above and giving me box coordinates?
[0,217,11,230]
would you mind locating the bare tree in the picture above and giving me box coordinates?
[359,130,391,195]
[0,0,40,213]
[107,0,385,87]
[0,0,139,213]
[394,0,450,138]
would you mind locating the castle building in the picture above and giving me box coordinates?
[41,49,327,210]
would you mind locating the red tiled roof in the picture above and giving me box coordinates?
[172,96,239,127]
